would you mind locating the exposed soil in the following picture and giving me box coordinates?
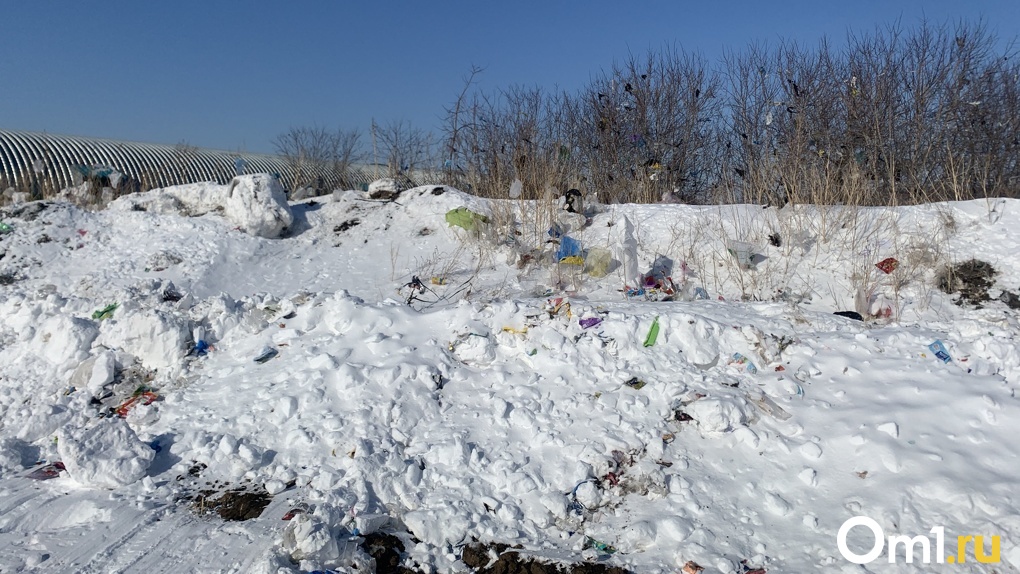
[361,532,418,574]
[335,218,362,233]
[192,487,272,521]
[937,259,997,305]
[461,542,630,574]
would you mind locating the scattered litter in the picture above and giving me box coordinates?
[693,286,710,300]
[579,317,603,329]
[564,188,583,214]
[624,377,646,390]
[501,326,528,335]
[643,316,660,347]
[928,340,952,363]
[26,461,65,480]
[726,240,763,269]
[0,222,12,234]
[625,287,646,298]
[682,560,705,574]
[875,257,899,274]
[545,298,571,319]
[190,340,211,357]
[745,390,792,421]
[445,207,489,232]
[430,276,446,285]
[583,536,617,555]
[161,283,183,302]
[584,247,612,277]
[114,389,159,418]
[91,303,119,321]
[730,352,758,374]
[834,310,864,321]
[254,346,278,363]
[282,506,307,520]
[556,236,583,264]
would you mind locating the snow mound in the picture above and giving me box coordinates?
[57,419,155,489]
[97,309,191,373]
[368,178,398,194]
[109,174,293,238]
[225,174,293,238]
[32,315,100,372]
[109,181,228,215]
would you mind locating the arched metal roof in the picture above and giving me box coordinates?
[0,130,421,195]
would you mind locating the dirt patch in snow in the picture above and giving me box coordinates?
[1000,289,1020,309]
[193,486,272,521]
[361,532,419,574]
[335,218,361,233]
[461,542,630,574]
[937,259,997,305]
[177,463,272,522]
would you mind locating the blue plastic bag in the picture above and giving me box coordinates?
[928,340,952,363]
[556,236,582,261]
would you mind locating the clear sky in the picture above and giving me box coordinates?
[3,0,1018,154]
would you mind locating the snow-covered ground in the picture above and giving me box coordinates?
[0,176,1018,573]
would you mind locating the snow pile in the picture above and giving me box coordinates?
[31,315,100,372]
[368,178,398,194]
[0,188,1019,572]
[224,174,293,238]
[110,173,293,238]
[109,181,228,215]
[97,308,191,373]
[57,419,154,488]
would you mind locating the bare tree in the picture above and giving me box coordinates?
[372,119,436,182]
[273,126,364,193]
[443,65,485,181]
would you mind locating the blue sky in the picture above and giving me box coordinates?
[3,0,1018,154]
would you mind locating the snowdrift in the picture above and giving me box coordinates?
[0,185,1018,573]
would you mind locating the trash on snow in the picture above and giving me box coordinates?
[643,316,660,347]
[26,461,66,480]
[731,352,758,374]
[254,346,278,363]
[92,303,119,321]
[929,340,952,363]
[624,377,647,390]
[875,257,899,274]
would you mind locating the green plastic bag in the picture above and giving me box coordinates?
[445,207,489,232]
[643,316,660,347]
[0,222,12,234]
[92,303,119,320]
